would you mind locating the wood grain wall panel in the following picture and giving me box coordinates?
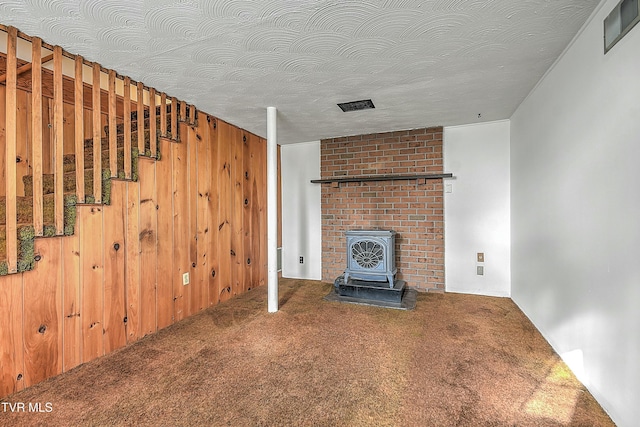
[156,138,174,329]
[171,97,177,141]
[16,91,30,197]
[42,99,53,175]
[160,92,167,139]
[207,117,220,305]
[62,103,75,155]
[23,238,62,387]
[0,85,5,197]
[123,77,132,179]
[149,88,157,156]
[5,26,18,272]
[103,180,127,354]
[53,46,64,235]
[258,137,268,289]
[83,109,92,140]
[31,40,44,230]
[125,181,141,344]
[136,82,145,154]
[187,122,198,310]
[216,121,232,303]
[193,122,210,313]
[231,129,244,297]
[108,70,117,177]
[172,124,189,321]
[74,56,85,203]
[138,158,157,337]
[91,64,102,203]
[244,133,256,291]
[0,273,25,396]
[79,205,104,364]
[62,229,81,372]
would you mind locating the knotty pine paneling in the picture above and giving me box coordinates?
[206,117,219,306]
[171,123,190,322]
[62,229,81,372]
[0,273,25,396]
[138,158,157,337]
[156,138,174,329]
[124,180,141,344]
[216,121,233,304]
[23,238,63,388]
[103,180,127,353]
[193,121,210,313]
[79,205,104,364]
[0,104,270,400]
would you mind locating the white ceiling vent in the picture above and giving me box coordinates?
[337,99,375,112]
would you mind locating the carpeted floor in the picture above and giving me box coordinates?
[0,279,614,426]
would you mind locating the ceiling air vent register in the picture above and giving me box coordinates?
[337,99,375,112]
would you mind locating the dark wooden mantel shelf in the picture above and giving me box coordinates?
[310,173,453,184]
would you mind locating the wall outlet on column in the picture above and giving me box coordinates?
[299,256,304,264]
[477,252,484,262]
[182,272,190,285]
[477,266,484,276]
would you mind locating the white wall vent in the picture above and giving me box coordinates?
[605,0,640,52]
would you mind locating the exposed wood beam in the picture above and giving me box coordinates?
[0,53,53,83]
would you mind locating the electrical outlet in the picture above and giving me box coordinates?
[477,252,484,263]
[477,266,484,276]
[182,272,190,285]
[299,256,304,264]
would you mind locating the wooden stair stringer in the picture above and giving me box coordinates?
[0,114,168,277]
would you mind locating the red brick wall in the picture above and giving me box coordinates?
[320,127,444,291]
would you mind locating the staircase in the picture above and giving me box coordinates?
[0,106,183,276]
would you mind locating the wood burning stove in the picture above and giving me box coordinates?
[331,229,413,307]
[344,230,397,288]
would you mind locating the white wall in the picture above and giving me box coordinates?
[444,121,511,297]
[280,141,322,280]
[510,1,640,425]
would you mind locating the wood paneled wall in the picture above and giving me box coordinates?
[0,112,268,398]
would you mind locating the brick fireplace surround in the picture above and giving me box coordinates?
[320,126,444,292]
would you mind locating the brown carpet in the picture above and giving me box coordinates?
[0,279,614,426]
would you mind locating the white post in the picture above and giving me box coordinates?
[267,107,278,313]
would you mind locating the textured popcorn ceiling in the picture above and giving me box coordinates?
[1,0,600,143]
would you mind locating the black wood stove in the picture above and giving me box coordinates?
[331,229,414,308]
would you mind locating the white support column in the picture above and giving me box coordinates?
[267,107,279,313]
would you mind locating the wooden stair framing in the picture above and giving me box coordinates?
[0,25,197,276]
[0,24,271,402]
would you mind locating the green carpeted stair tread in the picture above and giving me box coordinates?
[1,109,162,276]
[0,193,77,227]
[23,170,97,198]
[24,148,142,197]
[104,115,177,139]
[0,195,77,276]
[83,128,152,151]
[62,146,126,173]
[21,169,118,205]
[0,225,35,275]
